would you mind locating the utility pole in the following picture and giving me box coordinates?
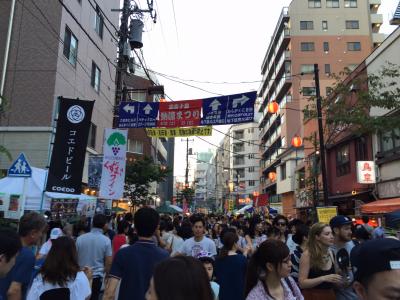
[314,64,329,206]
[113,0,130,128]
[185,138,189,186]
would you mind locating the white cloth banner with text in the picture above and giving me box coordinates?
[99,129,127,199]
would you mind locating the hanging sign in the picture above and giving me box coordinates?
[157,99,202,128]
[46,98,94,194]
[4,194,24,219]
[146,126,212,138]
[201,91,257,125]
[118,101,159,128]
[99,129,127,199]
[357,161,376,184]
[116,91,257,128]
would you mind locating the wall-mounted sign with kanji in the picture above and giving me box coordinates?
[157,99,202,128]
[356,161,376,184]
[45,97,94,194]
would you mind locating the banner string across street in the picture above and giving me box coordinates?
[117,91,257,129]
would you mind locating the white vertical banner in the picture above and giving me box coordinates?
[99,129,128,199]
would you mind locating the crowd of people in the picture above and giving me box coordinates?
[0,209,399,300]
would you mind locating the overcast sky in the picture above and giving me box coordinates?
[133,0,399,182]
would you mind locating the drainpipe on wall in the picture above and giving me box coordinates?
[0,0,16,105]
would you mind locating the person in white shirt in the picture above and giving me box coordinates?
[27,236,92,300]
[37,227,63,260]
[176,215,217,257]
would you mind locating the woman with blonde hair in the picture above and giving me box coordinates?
[298,223,342,300]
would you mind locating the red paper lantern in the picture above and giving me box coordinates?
[268,171,276,182]
[267,101,279,114]
[291,135,303,148]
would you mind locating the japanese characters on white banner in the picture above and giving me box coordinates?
[356,161,376,184]
[99,129,127,199]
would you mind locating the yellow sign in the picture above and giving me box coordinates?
[316,206,338,224]
[146,126,212,138]
[228,200,234,211]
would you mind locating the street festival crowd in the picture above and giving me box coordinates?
[0,208,400,300]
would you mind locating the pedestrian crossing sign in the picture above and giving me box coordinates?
[8,153,32,177]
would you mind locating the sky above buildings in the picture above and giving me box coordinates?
[132,0,400,181]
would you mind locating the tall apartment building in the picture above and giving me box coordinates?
[257,0,383,216]
[194,150,213,209]
[0,0,118,182]
[214,123,260,209]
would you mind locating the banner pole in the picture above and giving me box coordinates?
[39,96,60,212]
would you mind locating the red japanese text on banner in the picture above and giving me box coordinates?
[157,100,202,128]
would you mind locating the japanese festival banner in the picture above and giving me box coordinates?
[116,91,257,129]
[356,161,376,184]
[46,98,94,194]
[99,129,127,199]
[158,99,202,128]
[146,126,212,138]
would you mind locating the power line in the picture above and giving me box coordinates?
[170,0,180,46]
[86,0,119,43]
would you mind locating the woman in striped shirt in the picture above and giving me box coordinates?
[290,224,309,284]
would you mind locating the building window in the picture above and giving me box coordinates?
[248,153,255,159]
[346,20,359,29]
[308,0,321,8]
[128,139,144,154]
[298,168,306,189]
[234,130,244,139]
[63,27,78,66]
[336,144,350,176]
[280,163,287,180]
[326,87,333,96]
[323,41,329,52]
[94,5,104,39]
[248,128,254,133]
[301,64,314,74]
[325,64,331,75]
[344,0,357,7]
[248,180,255,186]
[301,42,315,51]
[327,0,339,8]
[234,155,245,165]
[249,166,255,172]
[91,61,101,92]
[233,143,245,152]
[347,42,361,51]
[355,136,368,161]
[302,87,316,96]
[88,123,96,149]
[322,20,328,30]
[380,128,400,153]
[300,21,314,30]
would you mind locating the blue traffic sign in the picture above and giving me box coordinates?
[8,153,32,177]
[201,91,256,126]
[118,101,159,128]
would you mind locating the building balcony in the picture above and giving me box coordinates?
[369,0,381,6]
[370,13,383,25]
[372,32,386,44]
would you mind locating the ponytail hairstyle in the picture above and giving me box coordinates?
[245,240,289,298]
[219,231,238,258]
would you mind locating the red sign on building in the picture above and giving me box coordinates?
[157,100,202,128]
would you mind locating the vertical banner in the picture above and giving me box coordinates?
[45,98,94,194]
[99,129,127,199]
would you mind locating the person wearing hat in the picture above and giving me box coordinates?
[351,238,400,300]
[196,251,219,300]
[329,215,358,300]
[36,228,63,260]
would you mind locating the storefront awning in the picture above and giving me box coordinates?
[361,198,400,214]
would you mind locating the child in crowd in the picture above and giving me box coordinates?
[196,251,220,300]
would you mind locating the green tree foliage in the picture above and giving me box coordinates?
[303,62,400,144]
[124,156,171,205]
[180,187,195,205]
